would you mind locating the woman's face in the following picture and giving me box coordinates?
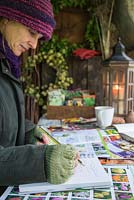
[2,20,43,56]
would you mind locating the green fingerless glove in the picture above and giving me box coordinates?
[44,144,77,184]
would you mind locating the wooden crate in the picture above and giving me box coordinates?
[47,106,95,119]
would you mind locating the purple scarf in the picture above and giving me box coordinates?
[0,33,21,78]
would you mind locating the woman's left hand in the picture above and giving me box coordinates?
[26,127,49,145]
[34,127,49,145]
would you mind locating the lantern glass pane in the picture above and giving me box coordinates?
[128,100,133,112]
[112,85,119,99]
[112,70,125,101]
[112,70,118,84]
[118,71,125,84]
[119,86,124,100]
[128,70,134,83]
[128,85,134,99]
[113,101,118,114]
[119,101,124,115]
[112,70,125,84]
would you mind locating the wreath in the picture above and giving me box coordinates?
[21,35,78,110]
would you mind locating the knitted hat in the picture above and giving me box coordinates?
[0,0,56,40]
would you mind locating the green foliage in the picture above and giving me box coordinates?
[40,35,78,57]
[51,0,90,14]
[51,1,99,50]
[84,16,99,50]
[21,35,79,110]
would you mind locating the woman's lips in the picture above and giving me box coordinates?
[20,44,28,52]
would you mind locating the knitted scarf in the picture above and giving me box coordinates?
[0,33,21,78]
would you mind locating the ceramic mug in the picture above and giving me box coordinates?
[95,106,114,129]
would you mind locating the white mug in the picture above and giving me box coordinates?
[95,106,114,129]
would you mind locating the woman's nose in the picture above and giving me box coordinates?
[28,37,39,49]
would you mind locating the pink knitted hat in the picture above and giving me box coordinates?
[0,0,56,40]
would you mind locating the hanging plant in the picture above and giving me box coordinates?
[51,0,90,14]
[21,35,79,110]
[84,15,99,50]
[95,0,116,59]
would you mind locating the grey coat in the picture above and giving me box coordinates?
[0,54,47,191]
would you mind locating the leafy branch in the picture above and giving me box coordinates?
[51,0,90,14]
[95,0,115,59]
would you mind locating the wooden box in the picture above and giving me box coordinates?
[47,106,95,119]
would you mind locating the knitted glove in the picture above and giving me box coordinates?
[44,144,77,184]
[25,127,49,145]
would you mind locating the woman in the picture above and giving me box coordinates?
[0,0,79,195]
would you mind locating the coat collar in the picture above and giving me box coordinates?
[0,57,20,83]
[0,51,5,59]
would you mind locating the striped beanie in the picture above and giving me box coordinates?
[0,0,56,40]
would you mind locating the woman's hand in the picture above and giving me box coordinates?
[34,127,49,145]
[25,126,49,145]
[44,144,79,184]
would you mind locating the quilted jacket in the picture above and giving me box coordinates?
[0,54,47,194]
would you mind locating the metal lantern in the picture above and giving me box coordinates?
[101,38,134,116]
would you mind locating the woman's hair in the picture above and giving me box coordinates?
[0,17,6,32]
[0,17,4,21]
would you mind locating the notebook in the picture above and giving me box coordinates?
[114,123,134,143]
[19,156,111,194]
